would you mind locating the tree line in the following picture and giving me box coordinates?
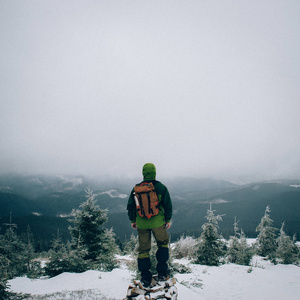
[175,204,300,266]
[0,188,118,299]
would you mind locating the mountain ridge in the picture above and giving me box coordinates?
[1,173,299,250]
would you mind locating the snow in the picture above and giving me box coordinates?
[32,212,42,216]
[57,213,73,218]
[98,189,128,199]
[9,269,132,299]
[202,198,230,204]
[176,257,300,300]
[9,256,300,300]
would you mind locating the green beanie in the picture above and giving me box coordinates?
[142,163,156,180]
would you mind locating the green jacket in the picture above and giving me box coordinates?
[127,180,172,230]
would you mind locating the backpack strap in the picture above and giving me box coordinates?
[146,192,153,215]
[138,192,145,217]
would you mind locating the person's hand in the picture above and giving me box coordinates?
[165,222,171,229]
[131,222,137,229]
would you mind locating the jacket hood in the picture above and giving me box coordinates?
[142,163,156,180]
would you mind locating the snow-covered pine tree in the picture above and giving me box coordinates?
[68,188,118,270]
[20,225,41,278]
[276,222,299,264]
[227,217,240,264]
[45,231,67,277]
[238,229,253,266]
[22,226,35,273]
[172,235,198,260]
[255,206,277,260]
[0,220,29,299]
[96,227,119,271]
[0,279,9,300]
[0,247,11,300]
[0,223,27,278]
[195,204,225,266]
[227,218,252,265]
[0,277,24,300]
[45,230,89,277]
[295,234,300,265]
[123,233,138,255]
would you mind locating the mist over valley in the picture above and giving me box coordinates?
[1,173,299,251]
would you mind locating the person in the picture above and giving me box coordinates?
[127,163,173,287]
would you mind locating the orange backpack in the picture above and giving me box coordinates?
[133,182,159,219]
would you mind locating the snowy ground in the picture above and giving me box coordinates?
[9,256,300,300]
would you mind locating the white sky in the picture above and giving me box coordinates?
[1,0,300,181]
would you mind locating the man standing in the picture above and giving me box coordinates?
[127,163,172,287]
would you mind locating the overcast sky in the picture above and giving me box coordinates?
[1,0,300,181]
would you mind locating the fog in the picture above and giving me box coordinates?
[1,0,300,181]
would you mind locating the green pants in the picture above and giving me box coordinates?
[137,225,169,259]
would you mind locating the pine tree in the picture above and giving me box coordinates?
[45,231,89,277]
[227,217,240,264]
[276,222,299,264]
[0,233,10,278]
[172,235,198,260]
[227,218,252,265]
[0,220,27,278]
[0,219,30,299]
[295,234,300,265]
[20,226,39,277]
[0,248,11,300]
[68,188,118,270]
[195,204,225,266]
[238,230,253,266]
[96,228,118,271]
[256,206,277,260]
[45,231,68,277]
[123,233,138,255]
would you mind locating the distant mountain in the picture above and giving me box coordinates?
[0,188,128,217]
[0,173,89,199]
[0,174,131,249]
[0,192,34,216]
[0,174,130,216]
[170,181,300,240]
[1,173,300,250]
[164,177,240,200]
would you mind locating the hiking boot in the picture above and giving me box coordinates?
[138,257,152,288]
[140,278,151,288]
[157,274,169,281]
